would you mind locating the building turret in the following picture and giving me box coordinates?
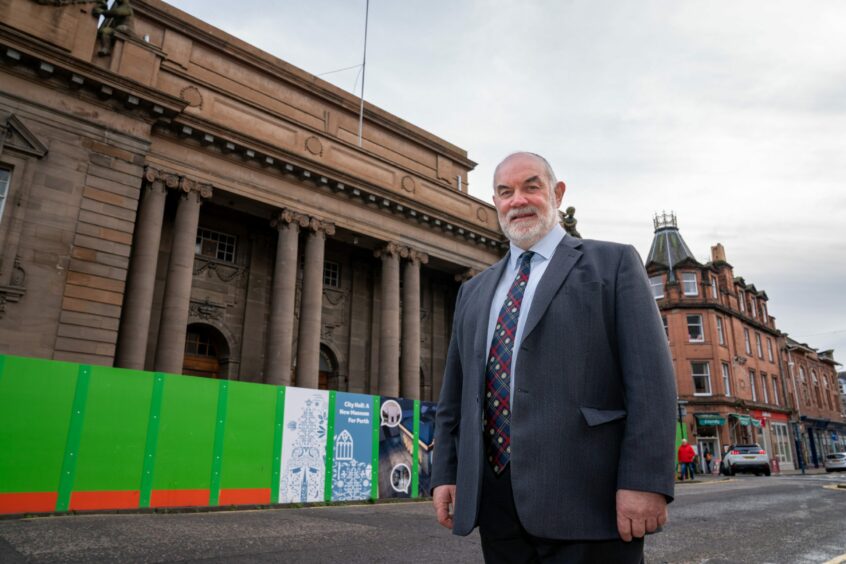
[645,211,699,281]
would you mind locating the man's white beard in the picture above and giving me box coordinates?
[499,204,557,248]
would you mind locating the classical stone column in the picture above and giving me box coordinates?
[265,209,309,386]
[295,217,335,389]
[401,249,428,399]
[115,167,175,369]
[376,242,406,397]
[153,179,212,374]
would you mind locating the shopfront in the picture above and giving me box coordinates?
[694,413,726,473]
[752,410,794,471]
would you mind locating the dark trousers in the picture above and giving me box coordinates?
[478,463,644,564]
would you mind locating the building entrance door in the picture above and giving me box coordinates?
[698,438,718,474]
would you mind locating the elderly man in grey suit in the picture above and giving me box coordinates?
[431,152,677,563]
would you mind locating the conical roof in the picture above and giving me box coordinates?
[645,212,699,280]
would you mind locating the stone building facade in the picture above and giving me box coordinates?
[0,0,506,401]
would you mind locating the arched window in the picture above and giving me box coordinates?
[183,323,229,379]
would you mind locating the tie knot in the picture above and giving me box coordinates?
[518,251,535,271]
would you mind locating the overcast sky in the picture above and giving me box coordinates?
[169,1,846,362]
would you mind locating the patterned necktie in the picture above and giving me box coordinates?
[484,251,535,474]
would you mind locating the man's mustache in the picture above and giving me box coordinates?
[505,206,540,222]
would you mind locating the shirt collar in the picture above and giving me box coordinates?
[508,223,567,269]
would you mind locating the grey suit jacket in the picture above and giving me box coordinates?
[431,236,677,540]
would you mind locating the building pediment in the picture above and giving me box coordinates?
[0,113,48,158]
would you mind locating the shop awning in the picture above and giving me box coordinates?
[730,413,752,426]
[695,413,726,426]
[751,418,762,428]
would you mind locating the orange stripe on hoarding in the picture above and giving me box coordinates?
[70,490,140,511]
[218,488,271,506]
[149,489,210,508]
[0,492,58,514]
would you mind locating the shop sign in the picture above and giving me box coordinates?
[732,414,752,426]
[695,413,726,426]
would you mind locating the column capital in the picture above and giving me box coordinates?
[306,216,335,236]
[455,268,478,282]
[271,208,309,230]
[178,177,213,199]
[375,241,409,259]
[407,249,429,265]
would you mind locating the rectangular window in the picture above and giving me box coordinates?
[323,260,340,288]
[687,315,704,342]
[749,369,757,402]
[756,333,764,358]
[761,303,768,323]
[721,362,732,396]
[692,362,712,395]
[0,167,10,223]
[196,227,237,262]
[772,376,779,405]
[710,281,718,300]
[771,423,793,465]
[682,272,698,296]
[761,373,769,403]
[744,328,751,355]
[767,338,774,362]
[738,290,746,312]
[650,275,664,299]
[662,316,669,339]
[750,299,757,318]
[716,317,725,345]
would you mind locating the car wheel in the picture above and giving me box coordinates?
[764,468,771,476]
[827,469,833,473]
[727,465,735,476]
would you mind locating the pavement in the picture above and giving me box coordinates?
[675,464,831,484]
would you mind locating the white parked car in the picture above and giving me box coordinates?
[824,452,846,472]
[720,444,771,476]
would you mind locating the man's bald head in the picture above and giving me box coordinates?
[493,152,558,193]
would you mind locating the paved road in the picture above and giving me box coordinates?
[1,472,844,563]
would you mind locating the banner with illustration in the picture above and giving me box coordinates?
[378,397,416,499]
[418,401,437,496]
[278,388,329,504]
[331,392,374,501]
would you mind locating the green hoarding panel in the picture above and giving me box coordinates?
[0,355,79,493]
[152,373,219,491]
[73,366,154,491]
[219,380,277,490]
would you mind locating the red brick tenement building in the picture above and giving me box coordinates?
[645,213,795,470]
[783,339,845,467]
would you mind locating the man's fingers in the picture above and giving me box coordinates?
[432,485,456,530]
[657,507,668,527]
[617,515,633,542]
[630,518,647,539]
[645,516,659,534]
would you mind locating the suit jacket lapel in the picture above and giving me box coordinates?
[522,236,583,341]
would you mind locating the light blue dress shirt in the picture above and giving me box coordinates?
[485,223,567,407]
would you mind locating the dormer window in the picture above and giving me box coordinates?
[649,275,664,299]
[682,272,698,296]
[710,280,718,300]
[738,290,746,312]
[750,299,757,318]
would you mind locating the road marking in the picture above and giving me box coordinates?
[822,484,846,492]
[822,553,846,564]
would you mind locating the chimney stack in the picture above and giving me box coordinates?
[711,243,726,263]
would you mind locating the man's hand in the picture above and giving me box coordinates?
[432,485,456,529]
[616,489,668,542]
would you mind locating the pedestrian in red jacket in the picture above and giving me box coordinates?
[677,439,696,481]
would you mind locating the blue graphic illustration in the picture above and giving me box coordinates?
[332,392,373,501]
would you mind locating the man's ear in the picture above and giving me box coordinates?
[554,181,566,206]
